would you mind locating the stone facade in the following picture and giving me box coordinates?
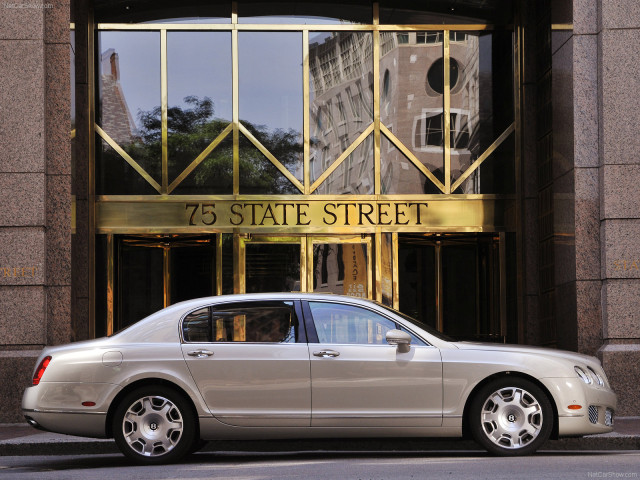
[0,0,71,421]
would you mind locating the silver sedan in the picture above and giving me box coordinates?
[22,293,616,464]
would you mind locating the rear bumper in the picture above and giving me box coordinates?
[22,410,107,438]
[22,383,117,438]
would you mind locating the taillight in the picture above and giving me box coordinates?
[33,356,52,385]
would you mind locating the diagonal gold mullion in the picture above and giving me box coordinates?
[380,123,446,193]
[310,123,374,194]
[167,122,233,194]
[238,122,305,194]
[95,124,162,193]
[451,122,515,192]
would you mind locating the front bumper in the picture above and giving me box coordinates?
[540,377,617,437]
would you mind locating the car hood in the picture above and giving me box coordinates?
[452,341,601,367]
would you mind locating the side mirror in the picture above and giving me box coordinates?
[386,329,412,353]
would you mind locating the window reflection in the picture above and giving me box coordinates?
[167,32,232,195]
[452,30,515,194]
[309,302,395,345]
[310,31,373,194]
[182,302,298,344]
[313,243,368,298]
[97,32,161,194]
[239,32,303,193]
[379,32,444,194]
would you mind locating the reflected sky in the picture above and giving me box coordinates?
[239,32,303,132]
[98,31,160,131]
[168,31,232,122]
[99,31,303,132]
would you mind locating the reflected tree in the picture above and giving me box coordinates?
[97,96,303,195]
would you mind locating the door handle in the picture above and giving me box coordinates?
[313,349,340,358]
[187,350,214,358]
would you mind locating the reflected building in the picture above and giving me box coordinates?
[99,49,138,145]
[309,31,482,195]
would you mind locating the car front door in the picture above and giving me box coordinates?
[305,300,442,427]
[181,300,310,427]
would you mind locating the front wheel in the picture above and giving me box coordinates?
[112,386,197,464]
[469,377,553,456]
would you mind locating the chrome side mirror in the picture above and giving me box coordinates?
[386,329,411,353]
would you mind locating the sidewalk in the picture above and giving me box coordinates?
[1,418,639,456]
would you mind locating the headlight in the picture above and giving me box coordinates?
[575,366,592,384]
[587,366,605,386]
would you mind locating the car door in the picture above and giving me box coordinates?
[181,300,311,427]
[305,300,442,427]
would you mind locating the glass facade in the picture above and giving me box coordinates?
[89,0,518,340]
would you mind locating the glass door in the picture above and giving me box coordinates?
[103,234,219,333]
[310,236,373,299]
[237,236,304,294]
[236,235,373,298]
[398,233,506,341]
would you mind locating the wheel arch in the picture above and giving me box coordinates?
[461,371,559,440]
[105,378,200,439]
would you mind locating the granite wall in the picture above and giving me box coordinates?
[591,0,640,416]
[0,0,71,422]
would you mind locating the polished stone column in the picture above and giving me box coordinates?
[0,0,71,422]
[592,0,640,416]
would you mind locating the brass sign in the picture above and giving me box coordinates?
[97,197,512,233]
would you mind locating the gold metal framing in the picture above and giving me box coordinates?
[374,229,382,302]
[106,233,114,335]
[96,125,162,193]
[373,2,381,195]
[97,24,499,32]
[380,124,445,193]
[310,125,374,193]
[160,29,169,194]
[88,8,96,339]
[239,123,305,193]
[168,123,233,194]
[303,30,311,195]
[443,30,451,194]
[391,232,399,309]
[94,17,515,204]
[451,123,516,192]
[89,3,522,337]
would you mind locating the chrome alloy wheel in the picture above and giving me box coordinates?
[122,395,184,457]
[480,387,543,449]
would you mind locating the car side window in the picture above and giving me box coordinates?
[182,301,299,343]
[308,302,398,345]
[182,307,210,343]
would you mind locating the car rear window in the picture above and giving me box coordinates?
[182,301,299,343]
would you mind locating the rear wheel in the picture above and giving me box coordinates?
[469,377,553,456]
[112,386,196,464]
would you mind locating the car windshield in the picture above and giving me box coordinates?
[377,303,454,342]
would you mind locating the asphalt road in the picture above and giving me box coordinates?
[1,450,639,479]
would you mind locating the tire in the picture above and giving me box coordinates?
[112,386,197,465]
[468,377,553,456]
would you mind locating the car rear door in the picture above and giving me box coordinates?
[304,300,442,427]
[181,300,311,427]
